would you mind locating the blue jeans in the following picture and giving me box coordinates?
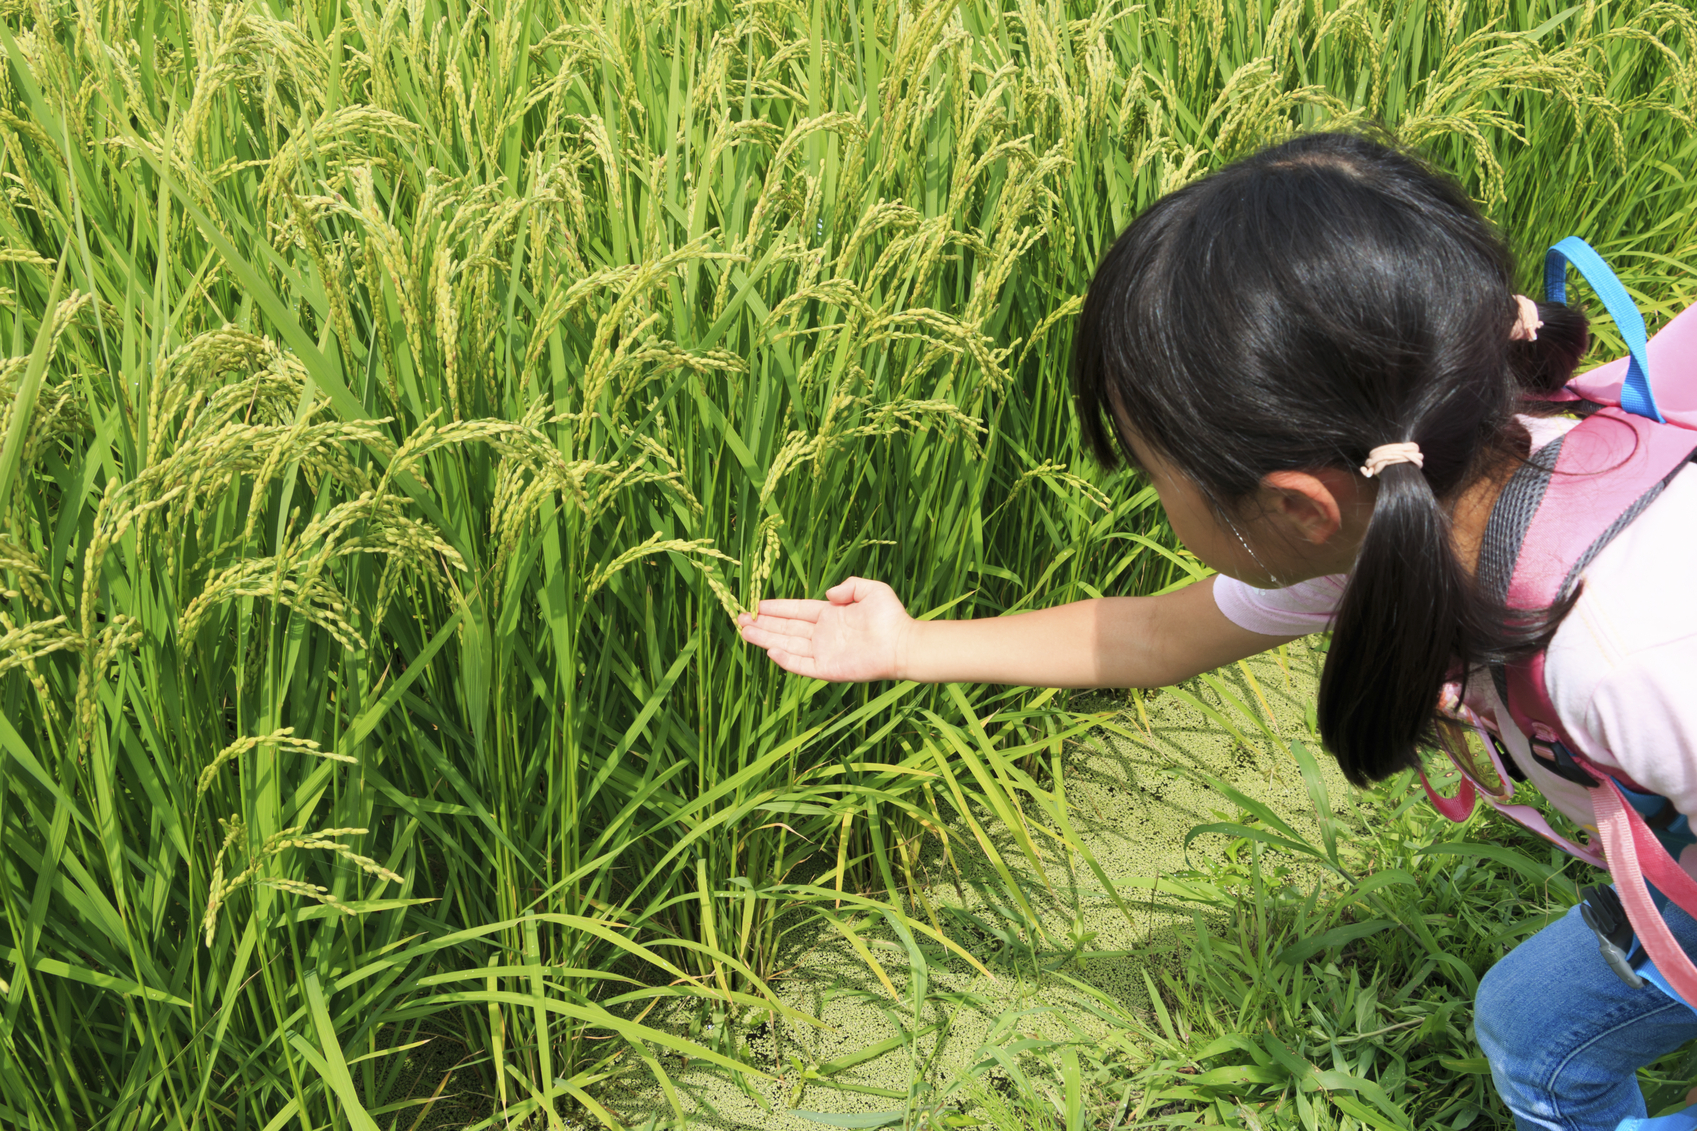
[1477,896,1697,1130]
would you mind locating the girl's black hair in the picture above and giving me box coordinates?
[1072,132,1590,786]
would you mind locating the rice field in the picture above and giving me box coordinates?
[0,0,1692,1126]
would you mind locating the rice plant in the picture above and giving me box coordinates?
[0,0,1691,1126]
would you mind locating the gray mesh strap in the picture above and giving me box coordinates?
[1482,437,1562,707]
[1479,435,1563,608]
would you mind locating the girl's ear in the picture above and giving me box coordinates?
[1260,468,1362,545]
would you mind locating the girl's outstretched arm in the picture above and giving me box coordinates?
[736,575,1296,688]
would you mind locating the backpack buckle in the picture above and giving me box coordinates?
[1578,884,1643,989]
[1528,724,1600,787]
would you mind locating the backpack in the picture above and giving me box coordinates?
[1423,237,1697,1006]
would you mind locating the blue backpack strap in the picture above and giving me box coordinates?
[1544,236,1664,423]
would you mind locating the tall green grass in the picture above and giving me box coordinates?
[0,0,1692,1126]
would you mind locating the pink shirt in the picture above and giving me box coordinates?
[1214,418,1697,843]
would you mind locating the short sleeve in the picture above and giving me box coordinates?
[1212,574,1348,637]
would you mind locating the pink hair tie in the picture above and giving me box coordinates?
[1510,294,1543,342]
[1360,442,1423,478]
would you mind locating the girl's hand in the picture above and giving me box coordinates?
[736,576,912,682]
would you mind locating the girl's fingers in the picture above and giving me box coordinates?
[754,598,829,621]
[739,619,814,653]
[765,647,822,680]
[744,613,814,640]
[825,576,873,604]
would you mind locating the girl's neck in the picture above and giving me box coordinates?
[1449,420,1532,576]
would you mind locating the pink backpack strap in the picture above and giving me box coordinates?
[1418,766,1608,868]
[1591,776,1697,1007]
[1502,407,1697,740]
[1418,767,1476,822]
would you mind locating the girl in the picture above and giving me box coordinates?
[735,132,1697,1130]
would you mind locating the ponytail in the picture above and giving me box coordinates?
[1512,300,1590,398]
[1073,132,1596,785]
[1319,462,1462,784]
[1322,296,1592,786]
